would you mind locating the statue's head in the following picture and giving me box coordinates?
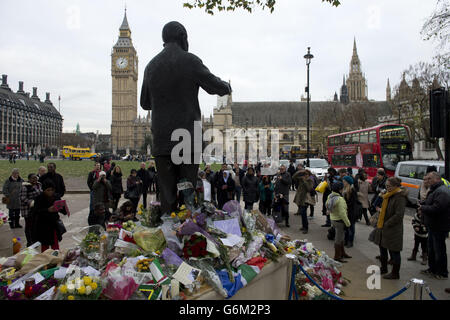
[162,21,188,51]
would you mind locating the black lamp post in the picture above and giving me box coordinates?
[304,47,314,168]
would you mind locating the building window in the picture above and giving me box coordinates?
[424,141,434,150]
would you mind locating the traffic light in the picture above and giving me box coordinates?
[429,88,448,138]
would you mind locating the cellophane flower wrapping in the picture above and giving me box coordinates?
[160,220,183,255]
[132,226,167,253]
[161,248,184,267]
[232,236,263,268]
[178,219,217,245]
[55,268,102,300]
[179,179,196,212]
[222,200,242,219]
[182,232,220,260]
[140,202,162,227]
[188,259,228,298]
[241,209,256,233]
[101,265,139,300]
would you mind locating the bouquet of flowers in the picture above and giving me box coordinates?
[182,234,209,259]
[81,233,101,254]
[140,202,162,227]
[122,221,136,232]
[0,277,59,300]
[57,275,102,300]
[135,258,154,272]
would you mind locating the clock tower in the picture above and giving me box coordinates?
[111,9,138,152]
[346,37,368,102]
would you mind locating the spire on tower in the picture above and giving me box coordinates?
[120,7,130,31]
[353,37,357,55]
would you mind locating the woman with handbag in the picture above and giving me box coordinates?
[2,168,24,229]
[326,181,352,263]
[372,177,408,280]
[32,180,66,252]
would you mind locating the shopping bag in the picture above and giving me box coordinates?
[315,181,328,193]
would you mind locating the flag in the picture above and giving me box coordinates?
[216,263,262,298]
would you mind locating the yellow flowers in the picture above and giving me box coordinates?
[83,276,92,286]
[242,227,247,233]
[137,210,143,215]
[62,277,99,297]
[155,250,160,255]
[59,285,68,294]
[139,204,144,210]
[136,258,154,272]
[77,285,86,295]
[171,212,176,218]
[180,205,186,210]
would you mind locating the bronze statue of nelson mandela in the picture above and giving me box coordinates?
[140,21,231,214]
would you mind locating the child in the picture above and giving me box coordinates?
[407,211,428,265]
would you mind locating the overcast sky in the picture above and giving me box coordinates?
[0,0,438,134]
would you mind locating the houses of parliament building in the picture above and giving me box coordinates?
[110,10,392,157]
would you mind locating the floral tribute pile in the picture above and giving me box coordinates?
[0,185,346,300]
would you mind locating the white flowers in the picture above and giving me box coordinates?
[67,283,75,294]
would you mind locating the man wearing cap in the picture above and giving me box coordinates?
[92,171,113,224]
[140,21,231,215]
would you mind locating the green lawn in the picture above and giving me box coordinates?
[0,160,223,181]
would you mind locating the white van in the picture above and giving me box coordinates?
[395,160,446,205]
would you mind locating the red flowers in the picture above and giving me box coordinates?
[183,234,209,259]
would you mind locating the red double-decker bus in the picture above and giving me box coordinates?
[327,124,413,180]
[6,144,21,153]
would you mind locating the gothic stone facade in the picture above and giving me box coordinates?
[111,11,150,155]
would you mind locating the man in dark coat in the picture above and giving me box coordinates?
[242,167,259,211]
[137,162,151,209]
[274,165,292,227]
[39,162,65,200]
[419,172,450,280]
[140,21,231,215]
[288,160,297,191]
[87,162,101,214]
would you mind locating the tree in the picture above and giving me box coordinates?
[392,55,449,160]
[421,0,450,52]
[183,0,341,15]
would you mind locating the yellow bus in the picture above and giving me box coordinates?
[62,146,98,160]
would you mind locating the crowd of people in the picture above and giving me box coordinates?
[2,158,449,293]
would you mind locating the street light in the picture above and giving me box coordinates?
[304,47,314,168]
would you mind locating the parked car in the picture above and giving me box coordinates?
[297,158,329,180]
[394,160,445,205]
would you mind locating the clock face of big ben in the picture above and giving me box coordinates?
[116,57,128,69]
